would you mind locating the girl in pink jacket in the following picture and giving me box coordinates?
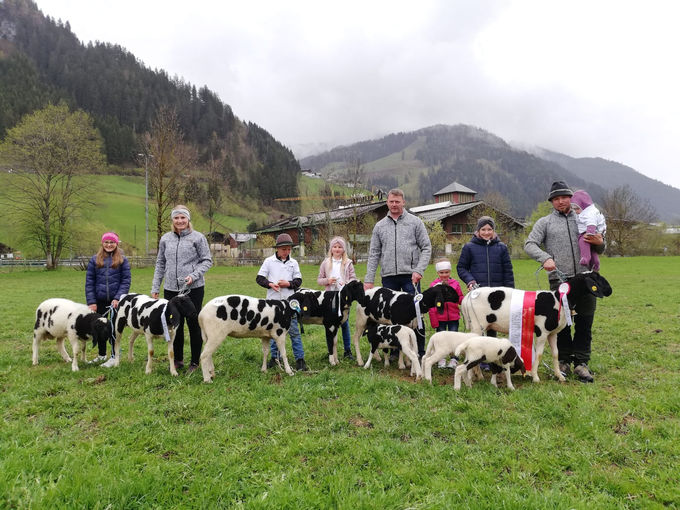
[428,259,465,368]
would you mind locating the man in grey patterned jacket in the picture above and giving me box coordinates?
[364,188,432,294]
[524,181,605,382]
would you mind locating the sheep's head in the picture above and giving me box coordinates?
[341,280,365,306]
[569,271,613,298]
[423,282,459,312]
[502,346,526,375]
[170,295,198,319]
[91,315,110,348]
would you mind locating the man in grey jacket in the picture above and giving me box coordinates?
[524,181,604,382]
[365,188,432,294]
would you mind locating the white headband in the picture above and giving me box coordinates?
[171,208,191,221]
[435,261,451,272]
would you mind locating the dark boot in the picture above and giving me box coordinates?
[573,363,594,383]
[295,358,309,371]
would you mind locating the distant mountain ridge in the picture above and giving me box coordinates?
[301,124,680,221]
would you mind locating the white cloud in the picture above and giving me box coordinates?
[37,0,680,188]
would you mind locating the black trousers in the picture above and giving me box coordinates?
[95,300,116,356]
[550,280,597,366]
[163,287,205,365]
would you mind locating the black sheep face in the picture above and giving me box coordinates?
[569,272,613,298]
[171,295,198,319]
[341,280,365,306]
[91,317,110,347]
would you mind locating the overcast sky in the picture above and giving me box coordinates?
[38,0,680,189]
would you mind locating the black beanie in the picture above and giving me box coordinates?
[547,181,573,201]
[476,216,495,231]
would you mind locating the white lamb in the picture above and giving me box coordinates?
[453,336,526,391]
[421,331,479,382]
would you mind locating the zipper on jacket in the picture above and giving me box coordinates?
[105,256,110,301]
[564,214,578,275]
[393,218,398,275]
[486,242,491,286]
[174,232,181,289]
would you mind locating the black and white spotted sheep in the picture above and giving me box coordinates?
[460,271,612,383]
[113,293,197,375]
[198,295,302,382]
[32,298,110,371]
[290,280,365,366]
[453,336,526,391]
[352,283,460,366]
[362,321,422,378]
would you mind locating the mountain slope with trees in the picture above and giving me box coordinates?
[301,124,680,221]
[0,0,299,212]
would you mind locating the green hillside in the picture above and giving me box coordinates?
[0,172,359,257]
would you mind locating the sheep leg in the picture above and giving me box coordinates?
[490,373,498,387]
[199,334,224,383]
[55,337,72,363]
[504,367,515,390]
[363,347,377,369]
[547,333,565,382]
[325,328,338,366]
[399,340,422,379]
[128,331,139,362]
[68,334,80,372]
[32,332,42,365]
[531,336,546,383]
[353,308,367,366]
[260,338,269,373]
[454,364,466,390]
[167,337,178,377]
[272,335,294,376]
[144,333,154,375]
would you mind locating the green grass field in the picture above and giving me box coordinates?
[1,258,679,508]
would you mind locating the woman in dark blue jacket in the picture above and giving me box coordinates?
[457,216,514,289]
[85,232,131,364]
[457,216,514,340]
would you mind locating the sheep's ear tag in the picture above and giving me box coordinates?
[591,285,598,292]
[169,314,173,319]
[558,282,570,295]
[303,306,308,311]
[413,293,423,304]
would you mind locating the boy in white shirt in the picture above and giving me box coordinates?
[256,233,308,371]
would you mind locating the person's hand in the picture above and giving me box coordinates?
[277,279,290,288]
[112,299,119,308]
[151,292,159,299]
[185,276,193,285]
[412,272,422,285]
[543,258,557,272]
[269,282,281,292]
[329,277,337,285]
[364,282,374,290]
[467,281,477,291]
[88,304,97,311]
[583,233,603,245]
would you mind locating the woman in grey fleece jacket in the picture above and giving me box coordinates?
[152,206,212,372]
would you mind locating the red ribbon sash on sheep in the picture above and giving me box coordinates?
[509,290,536,371]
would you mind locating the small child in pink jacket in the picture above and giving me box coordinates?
[428,258,465,368]
[571,190,607,271]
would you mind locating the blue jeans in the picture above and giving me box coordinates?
[436,320,459,332]
[341,319,351,352]
[381,274,418,294]
[270,316,304,360]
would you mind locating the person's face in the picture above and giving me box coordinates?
[331,243,344,259]
[571,203,582,214]
[551,195,572,214]
[102,240,117,253]
[276,246,292,258]
[478,225,495,240]
[387,193,405,216]
[172,214,189,231]
[437,269,451,280]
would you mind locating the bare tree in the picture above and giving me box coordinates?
[0,103,105,268]
[143,106,196,247]
[600,185,658,256]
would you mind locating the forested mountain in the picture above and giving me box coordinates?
[0,0,299,210]
[301,124,680,221]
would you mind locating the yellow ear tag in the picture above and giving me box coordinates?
[591,286,598,292]
[437,302,442,307]
[169,314,173,319]
[303,306,308,311]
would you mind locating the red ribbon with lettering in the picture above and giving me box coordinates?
[521,291,536,370]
